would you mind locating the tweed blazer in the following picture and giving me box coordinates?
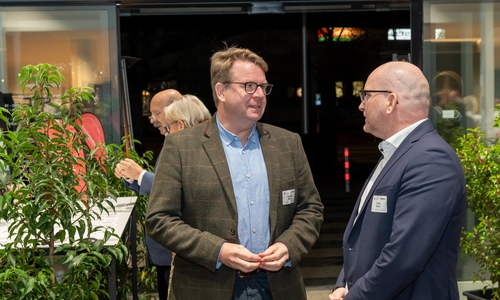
[146,115,324,300]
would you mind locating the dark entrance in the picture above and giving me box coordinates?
[119,5,411,183]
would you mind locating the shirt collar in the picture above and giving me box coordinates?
[216,115,257,147]
[379,118,427,155]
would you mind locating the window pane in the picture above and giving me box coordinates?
[0,6,120,144]
[423,0,500,285]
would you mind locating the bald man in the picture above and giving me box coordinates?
[114,88,181,300]
[329,62,465,300]
[114,88,182,189]
[148,89,183,136]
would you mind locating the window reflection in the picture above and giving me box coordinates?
[423,0,500,284]
[0,7,120,144]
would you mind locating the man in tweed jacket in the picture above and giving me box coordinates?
[146,46,324,300]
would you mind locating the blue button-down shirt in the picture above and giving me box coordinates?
[217,117,270,254]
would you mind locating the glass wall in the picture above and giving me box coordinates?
[0,6,121,144]
[423,1,500,297]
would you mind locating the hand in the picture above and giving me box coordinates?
[329,287,346,300]
[258,242,289,271]
[114,158,143,180]
[219,243,261,273]
[114,164,123,178]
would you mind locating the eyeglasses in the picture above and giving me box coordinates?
[148,111,162,121]
[360,90,392,103]
[223,82,273,95]
[164,120,178,135]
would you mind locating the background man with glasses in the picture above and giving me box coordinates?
[146,45,324,300]
[329,61,465,300]
[114,88,181,300]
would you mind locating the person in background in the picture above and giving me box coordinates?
[146,45,324,300]
[430,70,467,149]
[162,94,211,136]
[329,61,466,300]
[114,88,181,300]
[115,88,182,195]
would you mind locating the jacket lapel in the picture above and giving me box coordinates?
[257,123,279,240]
[347,119,435,236]
[201,117,238,213]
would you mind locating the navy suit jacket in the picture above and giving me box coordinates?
[336,119,466,299]
[124,154,173,266]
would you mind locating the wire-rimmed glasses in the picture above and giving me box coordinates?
[148,111,162,121]
[164,120,178,134]
[360,90,392,103]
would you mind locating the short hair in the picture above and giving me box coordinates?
[163,94,211,128]
[210,46,268,107]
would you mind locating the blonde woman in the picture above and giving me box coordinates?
[162,94,211,135]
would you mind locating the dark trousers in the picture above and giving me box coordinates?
[156,265,171,300]
[233,271,273,300]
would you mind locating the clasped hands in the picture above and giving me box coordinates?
[114,158,143,181]
[219,242,289,273]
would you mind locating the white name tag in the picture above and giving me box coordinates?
[371,195,387,213]
[282,189,295,205]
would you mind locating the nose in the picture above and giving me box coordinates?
[358,102,365,112]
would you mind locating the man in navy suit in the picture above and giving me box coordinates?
[330,61,466,300]
[114,88,181,300]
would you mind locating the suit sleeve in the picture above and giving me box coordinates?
[123,178,139,193]
[123,171,154,196]
[138,171,154,195]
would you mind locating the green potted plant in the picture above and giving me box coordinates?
[107,141,158,299]
[456,106,500,300]
[0,63,128,299]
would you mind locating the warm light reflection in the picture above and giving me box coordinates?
[318,27,365,42]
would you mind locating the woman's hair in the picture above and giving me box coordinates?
[163,94,211,127]
[432,70,463,97]
[210,45,268,107]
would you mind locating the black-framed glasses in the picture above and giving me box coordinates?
[148,111,162,121]
[360,90,392,103]
[223,81,273,95]
[164,120,178,134]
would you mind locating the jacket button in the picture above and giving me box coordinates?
[230,228,236,235]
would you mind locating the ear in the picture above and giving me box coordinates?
[178,120,185,130]
[215,83,226,103]
[386,93,398,114]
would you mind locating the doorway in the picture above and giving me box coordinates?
[119,5,411,181]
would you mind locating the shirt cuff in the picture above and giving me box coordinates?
[216,242,226,269]
[137,170,147,186]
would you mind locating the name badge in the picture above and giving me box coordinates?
[371,195,387,213]
[282,189,295,205]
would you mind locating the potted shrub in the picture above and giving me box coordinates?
[107,141,158,299]
[456,107,500,300]
[0,63,128,299]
